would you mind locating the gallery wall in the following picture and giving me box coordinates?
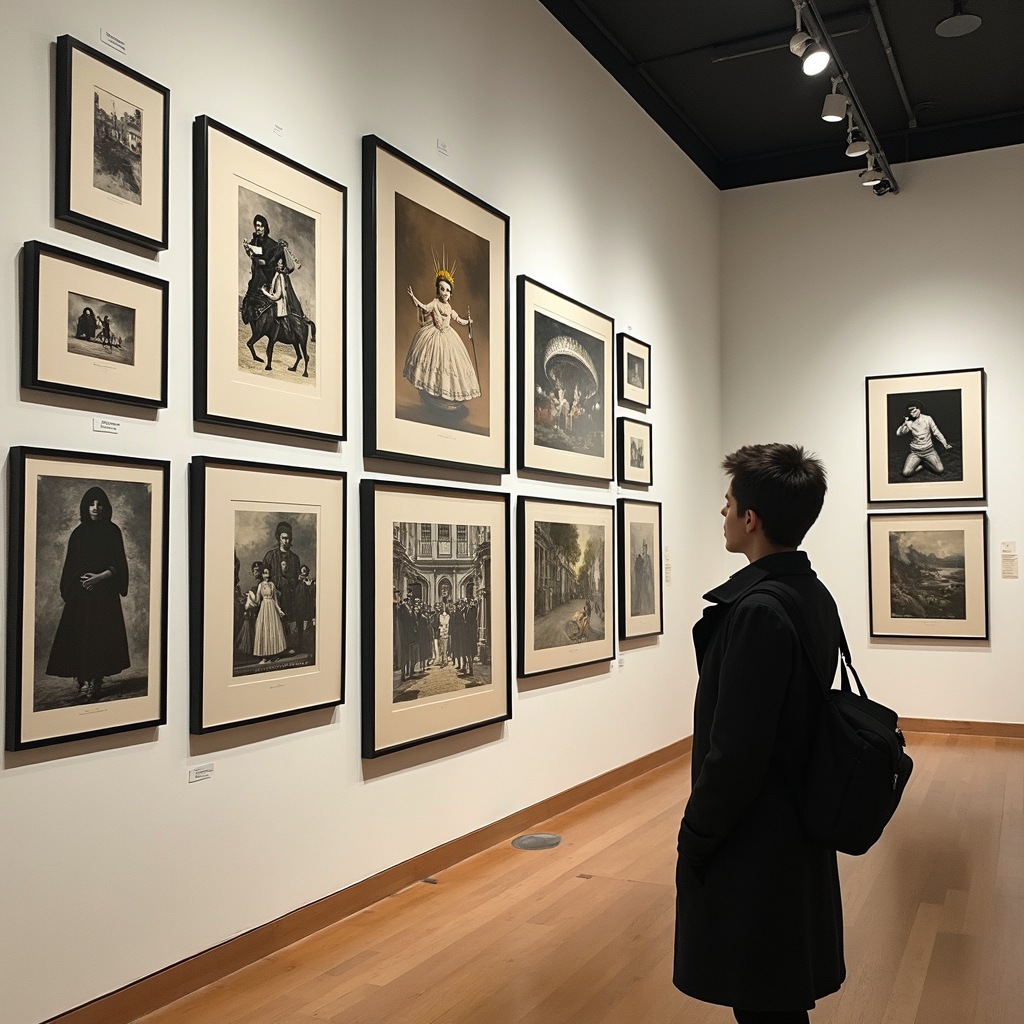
[721,143,1024,723]
[0,2,724,1023]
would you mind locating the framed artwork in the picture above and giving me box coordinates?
[618,333,650,408]
[6,447,169,750]
[617,417,652,486]
[21,240,168,408]
[360,480,510,758]
[55,35,169,251]
[189,457,346,733]
[518,277,614,481]
[617,500,663,640]
[363,136,509,473]
[518,496,615,677]
[867,511,988,639]
[193,116,346,442]
[866,368,985,503]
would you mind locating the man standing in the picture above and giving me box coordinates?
[674,444,845,1024]
[897,400,953,477]
[264,521,302,654]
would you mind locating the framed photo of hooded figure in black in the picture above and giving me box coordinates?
[5,447,169,750]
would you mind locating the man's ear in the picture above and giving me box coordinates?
[744,508,760,535]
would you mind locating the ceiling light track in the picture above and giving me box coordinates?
[867,0,915,129]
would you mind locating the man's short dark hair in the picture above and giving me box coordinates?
[906,400,924,413]
[722,443,827,548]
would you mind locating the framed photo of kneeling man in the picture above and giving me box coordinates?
[6,447,169,750]
[617,499,663,640]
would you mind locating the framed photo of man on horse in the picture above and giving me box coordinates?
[194,117,346,442]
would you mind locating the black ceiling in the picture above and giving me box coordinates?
[538,0,1024,189]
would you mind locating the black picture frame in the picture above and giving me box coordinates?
[617,416,653,486]
[617,499,664,640]
[617,333,651,408]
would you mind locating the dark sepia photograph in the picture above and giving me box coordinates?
[67,290,136,365]
[618,417,653,486]
[886,388,963,485]
[887,530,965,620]
[617,499,663,639]
[629,522,656,617]
[93,87,143,204]
[617,332,651,408]
[627,353,645,390]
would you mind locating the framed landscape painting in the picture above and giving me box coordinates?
[518,277,614,481]
[866,368,985,503]
[518,496,614,677]
[617,499,663,640]
[617,417,652,486]
[360,480,510,758]
[55,35,169,251]
[363,136,509,474]
[6,447,169,750]
[22,240,168,408]
[867,511,987,639]
[189,457,346,733]
[617,333,650,408]
[194,116,346,441]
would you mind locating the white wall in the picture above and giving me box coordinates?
[722,145,1024,723]
[0,3,723,1022]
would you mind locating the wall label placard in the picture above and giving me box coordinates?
[1000,541,1018,580]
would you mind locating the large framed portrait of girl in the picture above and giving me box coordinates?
[362,136,510,474]
[189,457,346,734]
[617,499,664,640]
[194,117,347,442]
[6,447,169,750]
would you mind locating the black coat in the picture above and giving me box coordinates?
[673,551,845,1011]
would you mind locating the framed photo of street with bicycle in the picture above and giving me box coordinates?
[617,499,663,640]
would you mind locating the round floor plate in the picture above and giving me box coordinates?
[511,833,562,851]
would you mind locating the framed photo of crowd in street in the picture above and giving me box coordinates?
[517,496,615,677]
[6,447,169,750]
[617,417,652,486]
[189,457,346,734]
[360,480,510,758]
[518,277,614,482]
[55,35,170,251]
[866,368,985,503]
[617,499,663,640]
[21,240,168,408]
[617,333,650,408]
[193,116,346,441]
[362,136,510,474]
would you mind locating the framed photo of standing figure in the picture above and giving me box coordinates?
[518,496,615,677]
[55,35,170,251]
[617,417,652,486]
[617,499,663,640]
[360,480,510,758]
[617,333,650,408]
[519,277,614,481]
[189,457,346,734]
[21,240,168,408]
[866,368,985,503]
[6,447,169,750]
[867,511,988,639]
[362,136,510,473]
[194,116,347,442]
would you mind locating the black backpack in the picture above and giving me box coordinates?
[756,581,914,857]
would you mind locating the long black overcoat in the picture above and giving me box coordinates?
[673,550,845,1012]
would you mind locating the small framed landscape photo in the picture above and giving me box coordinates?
[518,496,615,677]
[22,240,168,408]
[618,499,663,640]
[617,417,652,486]
[866,368,985,503]
[360,481,510,758]
[618,333,650,408]
[55,35,169,251]
[867,511,988,639]
[189,457,346,734]
[6,447,169,750]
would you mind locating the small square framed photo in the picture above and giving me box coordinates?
[55,35,169,251]
[518,496,615,677]
[617,417,652,486]
[360,481,511,758]
[618,333,650,408]
[618,500,663,640]
[866,368,985,503]
[22,240,168,408]
[189,457,346,734]
[867,511,988,639]
[6,447,169,751]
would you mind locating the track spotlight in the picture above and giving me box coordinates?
[936,0,982,37]
[846,132,869,158]
[860,158,884,187]
[872,180,893,197]
[821,84,847,122]
[790,33,830,75]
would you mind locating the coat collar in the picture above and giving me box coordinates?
[702,550,815,606]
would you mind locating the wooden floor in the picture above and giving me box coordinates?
[138,733,1024,1024]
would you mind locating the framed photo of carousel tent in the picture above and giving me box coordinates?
[189,457,346,734]
[21,240,168,409]
[5,447,169,751]
[518,277,614,481]
[617,333,650,408]
[360,480,510,758]
[617,499,663,640]
[866,368,985,503]
[617,417,652,486]
[518,496,615,677]
[362,135,509,474]
[55,35,170,251]
[194,116,347,442]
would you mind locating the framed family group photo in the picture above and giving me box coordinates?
[6,447,169,750]
[617,499,663,640]
[363,136,509,474]
[189,457,346,734]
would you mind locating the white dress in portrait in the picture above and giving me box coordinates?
[403,299,481,403]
